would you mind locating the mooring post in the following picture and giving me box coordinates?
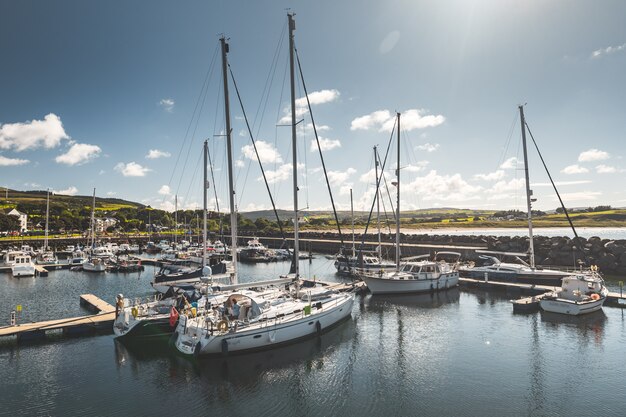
[484,272,489,283]
[10,311,16,326]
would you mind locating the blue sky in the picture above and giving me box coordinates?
[1,0,625,213]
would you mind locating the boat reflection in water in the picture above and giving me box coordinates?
[367,286,460,310]
[540,309,606,345]
[114,317,357,383]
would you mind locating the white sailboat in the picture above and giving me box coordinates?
[83,189,106,272]
[36,189,58,265]
[360,113,460,294]
[174,16,353,356]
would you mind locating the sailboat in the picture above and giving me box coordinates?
[359,113,460,294]
[459,106,584,286]
[36,189,58,265]
[174,15,353,356]
[82,188,106,272]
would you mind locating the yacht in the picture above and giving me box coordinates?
[460,255,570,286]
[335,252,395,276]
[239,238,272,262]
[360,253,460,295]
[12,254,36,277]
[83,257,106,272]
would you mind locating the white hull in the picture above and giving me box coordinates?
[12,264,36,277]
[363,272,459,295]
[83,262,106,272]
[176,294,354,356]
[539,297,605,316]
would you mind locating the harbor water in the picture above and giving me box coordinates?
[1,257,626,416]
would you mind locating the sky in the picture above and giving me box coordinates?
[1,0,625,214]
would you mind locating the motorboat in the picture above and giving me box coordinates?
[539,270,608,315]
[11,254,36,277]
[360,253,460,295]
[459,255,570,286]
[335,252,395,276]
[239,238,273,262]
[83,257,106,272]
[36,251,58,265]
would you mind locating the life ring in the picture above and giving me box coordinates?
[131,307,138,318]
[217,319,229,332]
[590,293,601,301]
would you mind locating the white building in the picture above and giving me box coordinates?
[95,217,118,233]
[8,209,28,232]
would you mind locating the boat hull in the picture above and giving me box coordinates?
[176,295,354,356]
[362,273,459,295]
[539,297,605,316]
[11,266,36,277]
[114,315,174,339]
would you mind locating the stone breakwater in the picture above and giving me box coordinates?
[258,231,626,275]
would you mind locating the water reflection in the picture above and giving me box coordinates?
[367,287,460,310]
[540,310,606,345]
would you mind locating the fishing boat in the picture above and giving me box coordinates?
[174,19,353,356]
[539,269,608,315]
[11,253,36,277]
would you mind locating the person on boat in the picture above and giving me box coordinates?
[231,299,240,320]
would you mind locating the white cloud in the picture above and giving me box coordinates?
[279,89,340,124]
[416,142,440,153]
[53,186,78,196]
[146,149,171,159]
[403,170,482,202]
[500,157,519,170]
[305,123,330,132]
[596,164,623,174]
[380,30,400,54]
[553,191,601,202]
[159,98,175,112]
[55,143,102,165]
[235,159,245,168]
[159,200,176,212]
[578,148,610,162]
[326,168,357,186]
[106,191,117,196]
[263,163,304,184]
[158,185,171,195]
[241,140,283,164]
[310,137,341,152]
[561,164,589,174]
[474,170,506,181]
[114,162,151,177]
[0,155,29,166]
[590,43,626,59]
[242,202,269,212]
[350,109,445,132]
[485,178,526,200]
[532,180,592,187]
[0,113,69,152]
[404,161,429,173]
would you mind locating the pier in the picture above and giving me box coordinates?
[0,294,115,342]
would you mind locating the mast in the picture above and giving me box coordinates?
[44,188,50,250]
[174,194,178,247]
[203,140,208,268]
[90,188,96,250]
[221,36,238,283]
[288,13,299,278]
[395,113,401,271]
[519,105,535,269]
[374,146,381,262]
[350,188,355,258]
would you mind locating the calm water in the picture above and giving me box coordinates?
[1,258,626,416]
[400,227,626,240]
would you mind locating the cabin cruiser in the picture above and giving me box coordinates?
[83,257,106,272]
[335,251,395,276]
[539,269,608,315]
[359,253,461,295]
[36,251,58,265]
[459,255,570,286]
[11,254,36,277]
[239,238,273,262]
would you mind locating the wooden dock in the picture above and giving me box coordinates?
[0,294,115,342]
[0,262,72,275]
[34,265,48,277]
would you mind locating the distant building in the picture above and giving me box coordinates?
[8,208,28,232]
[95,217,118,232]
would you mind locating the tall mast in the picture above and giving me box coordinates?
[350,188,355,258]
[90,188,96,249]
[395,113,401,271]
[174,194,178,246]
[44,188,50,250]
[374,146,381,262]
[221,36,238,283]
[288,13,299,278]
[519,105,535,268]
[203,140,208,268]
